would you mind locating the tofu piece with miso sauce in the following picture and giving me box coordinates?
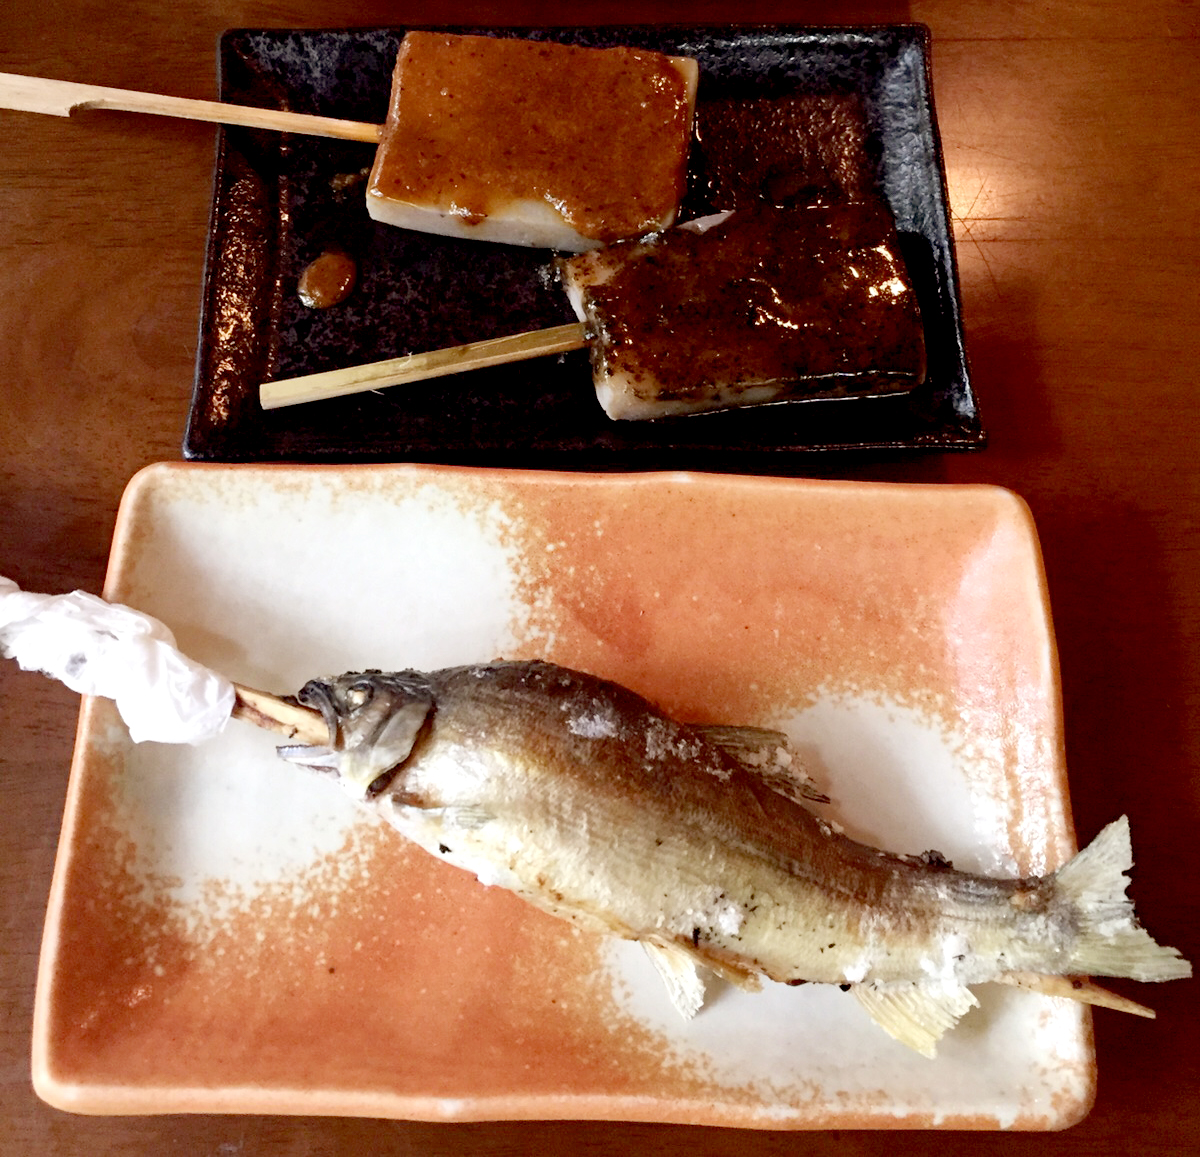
[366,32,699,251]
[559,202,928,420]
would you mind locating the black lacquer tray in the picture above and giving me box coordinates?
[184,25,982,466]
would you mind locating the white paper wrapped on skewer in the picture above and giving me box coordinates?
[0,575,235,744]
[0,576,328,745]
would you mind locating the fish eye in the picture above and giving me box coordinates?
[346,681,374,709]
[365,768,396,797]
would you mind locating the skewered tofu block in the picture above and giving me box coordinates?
[366,32,699,251]
[559,202,927,420]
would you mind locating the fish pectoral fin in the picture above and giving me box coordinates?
[641,939,707,1020]
[447,804,494,830]
[851,980,980,1059]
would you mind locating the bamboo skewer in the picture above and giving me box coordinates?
[259,322,590,409]
[1,73,593,413]
[0,71,381,142]
[222,677,1160,1021]
[231,683,329,744]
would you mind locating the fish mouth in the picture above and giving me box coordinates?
[276,670,436,800]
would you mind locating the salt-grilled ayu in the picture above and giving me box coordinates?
[278,660,1190,1056]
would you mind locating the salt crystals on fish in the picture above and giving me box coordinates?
[558,201,927,420]
[278,659,1191,1057]
[366,32,698,251]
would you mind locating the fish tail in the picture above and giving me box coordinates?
[1056,816,1191,982]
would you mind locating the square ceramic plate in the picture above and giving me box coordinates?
[33,464,1091,1128]
[183,25,982,465]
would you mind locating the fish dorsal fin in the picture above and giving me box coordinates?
[851,980,980,1058]
[694,724,828,804]
[642,939,707,1020]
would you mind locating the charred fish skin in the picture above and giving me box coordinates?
[279,660,1190,1050]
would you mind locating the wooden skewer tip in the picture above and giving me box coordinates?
[259,322,589,410]
[994,972,1156,1018]
[231,683,329,746]
[0,72,381,142]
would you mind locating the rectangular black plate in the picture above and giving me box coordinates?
[184,25,983,466]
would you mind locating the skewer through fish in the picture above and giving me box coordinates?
[267,660,1190,1056]
[0,575,1183,1056]
[5,575,1181,1051]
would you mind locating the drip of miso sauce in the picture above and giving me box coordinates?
[298,251,357,310]
[692,92,876,210]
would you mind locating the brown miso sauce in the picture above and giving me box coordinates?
[369,32,694,243]
[585,203,926,404]
[298,251,357,310]
[692,93,876,210]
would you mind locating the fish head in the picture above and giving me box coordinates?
[280,670,435,801]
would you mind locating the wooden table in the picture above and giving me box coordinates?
[2,2,1197,1152]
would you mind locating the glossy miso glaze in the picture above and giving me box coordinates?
[367,31,695,243]
[577,202,926,413]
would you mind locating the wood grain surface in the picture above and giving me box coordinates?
[2,1,1198,1152]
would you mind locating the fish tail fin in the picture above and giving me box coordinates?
[1056,816,1191,982]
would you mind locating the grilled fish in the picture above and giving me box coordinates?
[279,660,1190,1055]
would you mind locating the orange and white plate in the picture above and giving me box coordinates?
[33,463,1092,1128]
